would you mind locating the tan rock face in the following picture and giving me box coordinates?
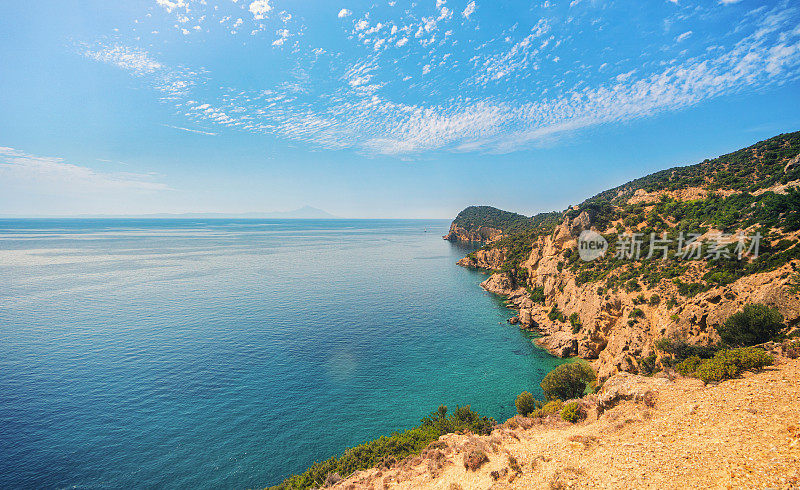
[457,247,506,270]
[443,223,503,243]
[464,210,800,382]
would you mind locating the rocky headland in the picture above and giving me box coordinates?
[449,131,800,382]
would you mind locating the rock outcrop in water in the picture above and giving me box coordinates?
[450,131,800,381]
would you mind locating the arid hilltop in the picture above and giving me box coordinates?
[334,354,800,489]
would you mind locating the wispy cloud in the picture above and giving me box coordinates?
[0,147,171,192]
[161,124,217,136]
[462,1,476,19]
[80,2,800,157]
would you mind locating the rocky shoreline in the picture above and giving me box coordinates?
[452,211,800,382]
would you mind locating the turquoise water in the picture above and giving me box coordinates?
[0,219,561,488]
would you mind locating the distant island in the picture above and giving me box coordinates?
[0,205,341,220]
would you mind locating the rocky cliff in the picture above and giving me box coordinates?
[453,131,800,381]
[443,205,531,243]
[443,222,503,243]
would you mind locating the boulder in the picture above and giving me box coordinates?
[597,372,669,410]
[569,210,593,237]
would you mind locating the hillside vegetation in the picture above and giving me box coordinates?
[453,131,800,381]
[476,131,800,291]
[450,206,531,233]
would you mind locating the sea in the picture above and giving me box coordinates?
[0,219,562,488]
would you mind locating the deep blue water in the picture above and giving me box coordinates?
[0,219,561,488]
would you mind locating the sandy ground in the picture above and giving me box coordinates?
[336,358,800,489]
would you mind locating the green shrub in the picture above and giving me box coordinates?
[540,362,596,401]
[530,400,563,418]
[272,405,495,489]
[560,402,584,423]
[655,337,720,363]
[625,279,641,292]
[630,308,645,319]
[717,304,784,346]
[515,391,537,417]
[548,305,567,323]
[569,313,582,334]
[529,286,546,304]
[694,356,739,383]
[715,347,774,371]
[674,355,703,375]
[649,294,661,306]
[639,353,657,375]
[676,347,774,383]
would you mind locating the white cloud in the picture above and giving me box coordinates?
[338,8,352,18]
[462,1,476,19]
[155,0,188,14]
[249,0,272,20]
[676,30,693,42]
[0,147,170,193]
[615,69,636,82]
[83,4,800,157]
[82,44,162,75]
[272,28,290,46]
[162,124,217,136]
[719,0,743,4]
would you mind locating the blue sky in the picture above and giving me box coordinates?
[1,0,799,218]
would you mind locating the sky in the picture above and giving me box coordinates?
[1,0,799,218]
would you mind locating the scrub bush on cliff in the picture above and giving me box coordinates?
[717,303,784,346]
[515,391,537,417]
[272,405,495,489]
[560,402,585,423]
[675,347,773,383]
[540,362,596,401]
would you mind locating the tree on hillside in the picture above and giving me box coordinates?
[540,362,596,401]
[717,303,784,346]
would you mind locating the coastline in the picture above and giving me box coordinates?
[333,355,800,488]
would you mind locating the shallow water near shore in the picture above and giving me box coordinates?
[0,219,562,488]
